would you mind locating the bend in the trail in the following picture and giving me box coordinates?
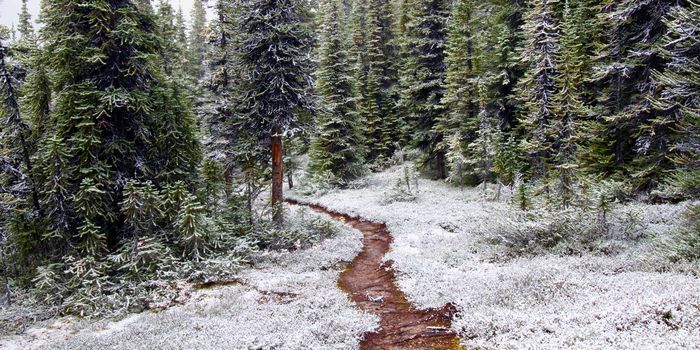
[287,199,465,350]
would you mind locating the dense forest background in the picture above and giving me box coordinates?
[0,0,698,315]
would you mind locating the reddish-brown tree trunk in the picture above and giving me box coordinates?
[271,127,284,226]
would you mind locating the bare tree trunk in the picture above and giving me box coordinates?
[271,127,284,226]
[247,167,253,227]
[494,182,502,201]
[1,231,10,306]
[224,165,233,198]
[435,151,446,180]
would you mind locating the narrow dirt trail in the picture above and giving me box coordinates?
[288,199,464,350]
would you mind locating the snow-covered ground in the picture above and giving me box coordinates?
[3,164,699,349]
[0,207,377,350]
[289,164,700,350]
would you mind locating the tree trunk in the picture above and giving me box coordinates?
[287,169,294,189]
[435,151,446,179]
[224,165,233,197]
[271,127,284,226]
[1,232,10,306]
[246,166,253,227]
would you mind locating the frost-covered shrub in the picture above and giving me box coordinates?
[382,165,418,204]
[175,193,212,261]
[250,208,339,251]
[487,176,653,258]
[109,237,174,279]
[490,203,647,258]
[653,169,700,202]
[26,177,261,317]
[296,170,338,196]
[660,205,700,263]
[32,263,65,305]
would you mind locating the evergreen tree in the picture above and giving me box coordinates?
[465,91,500,190]
[364,0,400,163]
[21,50,51,147]
[11,0,50,149]
[442,0,526,187]
[236,0,314,225]
[493,0,527,131]
[649,1,700,197]
[35,0,200,256]
[349,0,400,164]
[349,0,371,145]
[156,0,189,84]
[0,37,40,214]
[587,0,678,188]
[176,6,189,45]
[437,0,479,183]
[188,0,209,82]
[18,0,33,38]
[515,0,561,181]
[200,0,238,161]
[398,0,450,178]
[135,0,155,15]
[551,0,588,207]
[309,0,366,182]
[175,5,193,83]
[8,0,36,82]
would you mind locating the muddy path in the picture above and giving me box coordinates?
[287,199,464,350]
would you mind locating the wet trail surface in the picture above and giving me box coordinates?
[288,199,464,350]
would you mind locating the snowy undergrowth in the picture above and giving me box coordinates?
[290,164,700,350]
[0,207,377,350]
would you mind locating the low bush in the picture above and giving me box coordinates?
[490,181,647,258]
[251,207,339,251]
[382,165,419,204]
[660,205,700,263]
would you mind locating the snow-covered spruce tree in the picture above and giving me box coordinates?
[437,0,479,184]
[156,0,190,86]
[9,0,51,150]
[466,98,500,191]
[649,1,700,198]
[393,0,413,146]
[586,0,678,189]
[200,0,239,162]
[18,0,33,39]
[515,0,561,182]
[0,36,40,215]
[442,0,526,187]
[135,0,155,14]
[236,0,314,226]
[35,0,200,256]
[362,0,400,164]
[176,193,210,261]
[398,0,450,179]
[309,0,366,183]
[1,30,42,289]
[482,0,527,132]
[626,0,681,190]
[349,0,372,149]
[188,0,209,84]
[550,0,589,207]
[7,0,35,84]
[176,5,189,47]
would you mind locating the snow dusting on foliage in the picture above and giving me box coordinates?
[0,207,377,350]
[290,164,700,350]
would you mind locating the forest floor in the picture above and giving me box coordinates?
[1,163,700,349]
[289,164,700,349]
